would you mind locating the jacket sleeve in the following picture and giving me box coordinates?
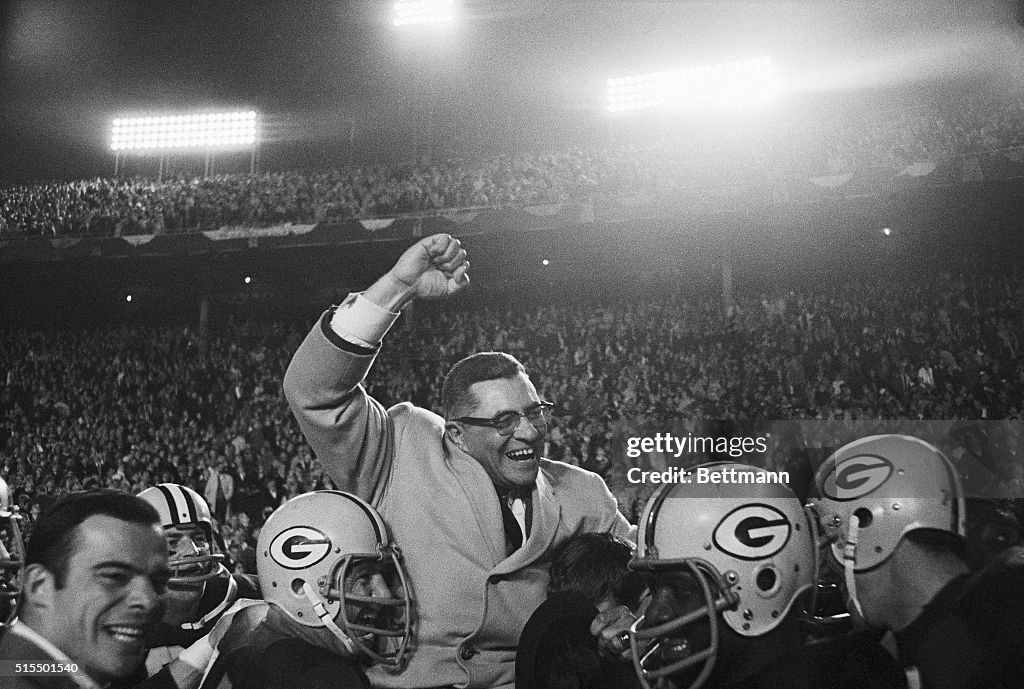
[283,310,395,506]
[589,471,637,544]
[610,509,637,545]
[551,461,637,544]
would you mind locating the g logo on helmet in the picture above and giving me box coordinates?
[269,526,332,570]
[713,504,791,561]
[821,455,893,501]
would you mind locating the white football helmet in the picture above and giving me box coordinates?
[630,463,817,689]
[257,491,412,667]
[137,483,225,585]
[809,434,966,619]
[0,477,24,627]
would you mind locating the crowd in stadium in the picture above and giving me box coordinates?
[7,1,1024,683]
[3,92,1024,237]
[2,266,1022,571]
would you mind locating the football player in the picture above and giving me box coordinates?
[811,434,1024,689]
[628,462,905,689]
[199,490,413,689]
[134,483,260,675]
[0,476,25,627]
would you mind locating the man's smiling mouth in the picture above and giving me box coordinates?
[506,448,536,462]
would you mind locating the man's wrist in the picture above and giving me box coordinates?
[364,271,418,312]
[329,292,401,347]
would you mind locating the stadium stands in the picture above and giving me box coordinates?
[3,269,1023,559]
[4,92,1024,237]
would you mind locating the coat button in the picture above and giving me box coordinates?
[460,644,477,660]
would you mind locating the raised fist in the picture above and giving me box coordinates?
[387,234,470,301]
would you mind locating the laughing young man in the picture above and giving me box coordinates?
[0,490,171,689]
[284,234,634,689]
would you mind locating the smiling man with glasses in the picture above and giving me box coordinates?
[284,234,634,689]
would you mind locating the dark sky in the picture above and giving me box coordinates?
[2,0,1023,185]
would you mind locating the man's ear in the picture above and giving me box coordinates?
[445,422,468,452]
[21,563,56,617]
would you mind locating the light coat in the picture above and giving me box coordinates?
[284,314,634,689]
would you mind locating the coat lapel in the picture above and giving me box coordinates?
[492,468,561,575]
[445,439,509,564]
[445,439,563,572]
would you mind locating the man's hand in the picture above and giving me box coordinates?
[366,234,470,310]
[591,604,639,662]
[391,233,470,299]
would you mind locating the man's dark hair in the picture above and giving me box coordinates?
[548,532,645,610]
[25,489,161,589]
[441,351,527,420]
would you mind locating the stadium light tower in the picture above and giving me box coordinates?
[392,0,456,28]
[391,1,458,159]
[606,58,781,114]
[110,110,259,180]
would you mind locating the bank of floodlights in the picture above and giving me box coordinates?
[392,0,455,27]
[110,111,258,152]
[606,58,780,113]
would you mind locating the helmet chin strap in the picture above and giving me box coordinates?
[841,516,865,621]
[302,582,359,656]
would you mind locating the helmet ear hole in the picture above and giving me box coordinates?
[291,578,306,595]
[755,565,780,596]
[853,508,873,528]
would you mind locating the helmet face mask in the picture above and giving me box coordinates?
[630,463,817,689]
[630,559,729,689]
[137,484,225,587]
[164,522,223,588]
[330,548,413,666]
[258,491,413,668]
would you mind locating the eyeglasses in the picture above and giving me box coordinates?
[455,402,554,436]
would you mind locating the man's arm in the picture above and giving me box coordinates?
[283,234,469,501]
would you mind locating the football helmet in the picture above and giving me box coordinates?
[257,490,412,667]
[809,434,966,619]
[137,483,225,586]
[0,477,24,627]
[630,463,817,689]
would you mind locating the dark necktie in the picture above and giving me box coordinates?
[500,495,524,554]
